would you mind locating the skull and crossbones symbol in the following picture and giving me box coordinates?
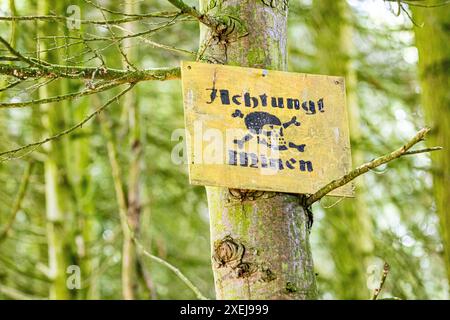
[231,109,306,152]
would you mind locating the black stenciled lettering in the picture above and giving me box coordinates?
[239,152,248,167]
[271,97,284,108]
[259,94,268,107]
[232,95,242,105]
[260,154,268,168]
[220,89,230,105]
[207,87,324,117]
[227,151,314,173]
[287,98,300,110]
[285,158,297,169]
[249,153,258,168]
[270,158,284,170]
[244,92,259,108]
[308,100,316,114]
[299,160,313,172]
[228,150,238,166]
[302,100,316,114]
[206,87,217,104]
[318,98,324,112]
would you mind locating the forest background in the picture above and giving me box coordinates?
[0,0,448,300]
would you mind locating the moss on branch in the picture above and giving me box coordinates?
[0,11,180,25]
[0,64,180,83]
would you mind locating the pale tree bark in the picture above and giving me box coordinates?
[411,1,450,289]
[38,0,71,299]
[198,0,317,300]
[65,0,98,299]
[121,0,140,300]
[311,0,373,299]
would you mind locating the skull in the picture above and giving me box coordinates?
[244,112,287,150]
[232,110,302,152]
[260,123,286,149]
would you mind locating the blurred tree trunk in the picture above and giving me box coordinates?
[411,1,450,289]
[199,0,317,300]
[72,95,98,300]
[98,1,145,299]
[122,0,141,300]
[311,0,373,299]
[38,0,71,299]
[65,0,98,299]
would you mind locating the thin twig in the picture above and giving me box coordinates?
[0,79,21,92]
[0,36,39,66]
[0,162,34,243]
[305,128,441,206]
[0,63,181,82]
[384,0,450,8]
[371,262,390,300]
[83,0,176,17]
[111,24,196,56]
[0,12,180,24]
[0,80,120,109]
[0,284,47,300]
[38,18,186,45]
[167,0,222,29]
[0,84,134,161]
[133,237,208,300]
[403,146,442,155]
[94,3,137,70]
[137,38,196,56]
[98,108,206,300]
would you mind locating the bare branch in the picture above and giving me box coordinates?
[383,0,450,8]
[95,3,137,70]
[38,18,188,45]
[167,0,222,29]
[0,284,47,300]
[0,63,180,83]
[371,262,390,300]
[403,146,443,155]
[0,80,122,109]
[0,56,20,62]
[305,128,441,206]
[0,162,34,243]
[111,24,196,56]
[0,84,134,161]
[0,36,38,66]
[0,79,21,92]
[0,12,180,25]
[133,236,208,300]
[83,0,173,17]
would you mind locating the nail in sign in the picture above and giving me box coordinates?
[181,61,353,197]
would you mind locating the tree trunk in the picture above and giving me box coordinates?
[199,0,317,300]
[411,1,450,289]
[122,0,141,300]
[38,0,71,300]
[311,0,373,299]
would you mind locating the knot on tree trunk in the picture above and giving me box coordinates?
[261,0,289,11]
[213,235,275,280]
[228,189,267,202]
[213,235,245,269]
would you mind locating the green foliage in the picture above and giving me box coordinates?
[0,0,447,300]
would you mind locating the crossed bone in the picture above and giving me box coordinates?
[283,116,301,128]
